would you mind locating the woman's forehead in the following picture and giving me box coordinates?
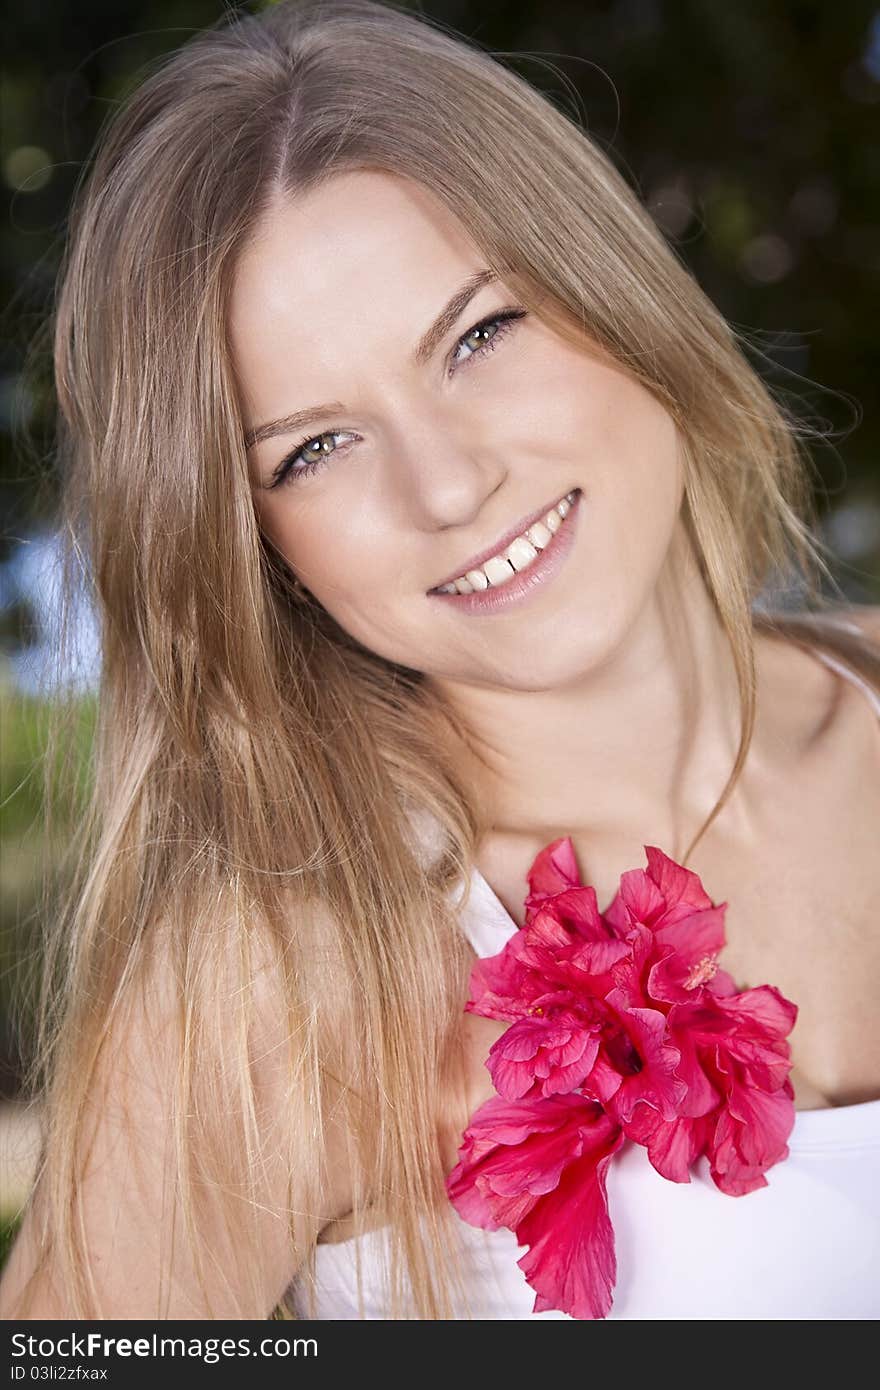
[229,170,480,333]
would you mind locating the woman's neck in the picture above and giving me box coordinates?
[431,533,768,860]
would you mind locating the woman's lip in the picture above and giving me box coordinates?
[426,489,582,615]
[426,488,578,593]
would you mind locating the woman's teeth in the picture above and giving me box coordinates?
[435,491,578,594]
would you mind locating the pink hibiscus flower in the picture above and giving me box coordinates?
[446,837,798,1318]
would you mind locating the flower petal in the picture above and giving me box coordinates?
[644,844,714,915]
[625,1104,714,1182]
[707,1076,796,1195]
[612,867,669,929]
[516,1120,625,1320]
[524,836,583,905]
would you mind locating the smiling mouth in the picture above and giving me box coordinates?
[429,490,579,594]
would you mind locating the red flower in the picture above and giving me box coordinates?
[446,837,798,1318]
[446,1092,625,1320]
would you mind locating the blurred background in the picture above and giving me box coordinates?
[1,0,879,1256]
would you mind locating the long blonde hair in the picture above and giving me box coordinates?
[7,0,879,1319]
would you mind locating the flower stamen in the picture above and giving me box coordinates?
[684,954,719,990]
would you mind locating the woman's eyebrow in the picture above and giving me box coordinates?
[243,267,499,450]
[412,266,498,367]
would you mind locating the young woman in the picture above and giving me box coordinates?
[2,0,878,1320]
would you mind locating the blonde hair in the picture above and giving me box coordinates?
[6,0,879,1319]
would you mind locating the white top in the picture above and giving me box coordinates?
[291,645,880,1319]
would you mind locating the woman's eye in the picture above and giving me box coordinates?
[451,308,526,369]
[269,429,354,488]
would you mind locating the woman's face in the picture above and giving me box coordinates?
[230,170,685,691]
